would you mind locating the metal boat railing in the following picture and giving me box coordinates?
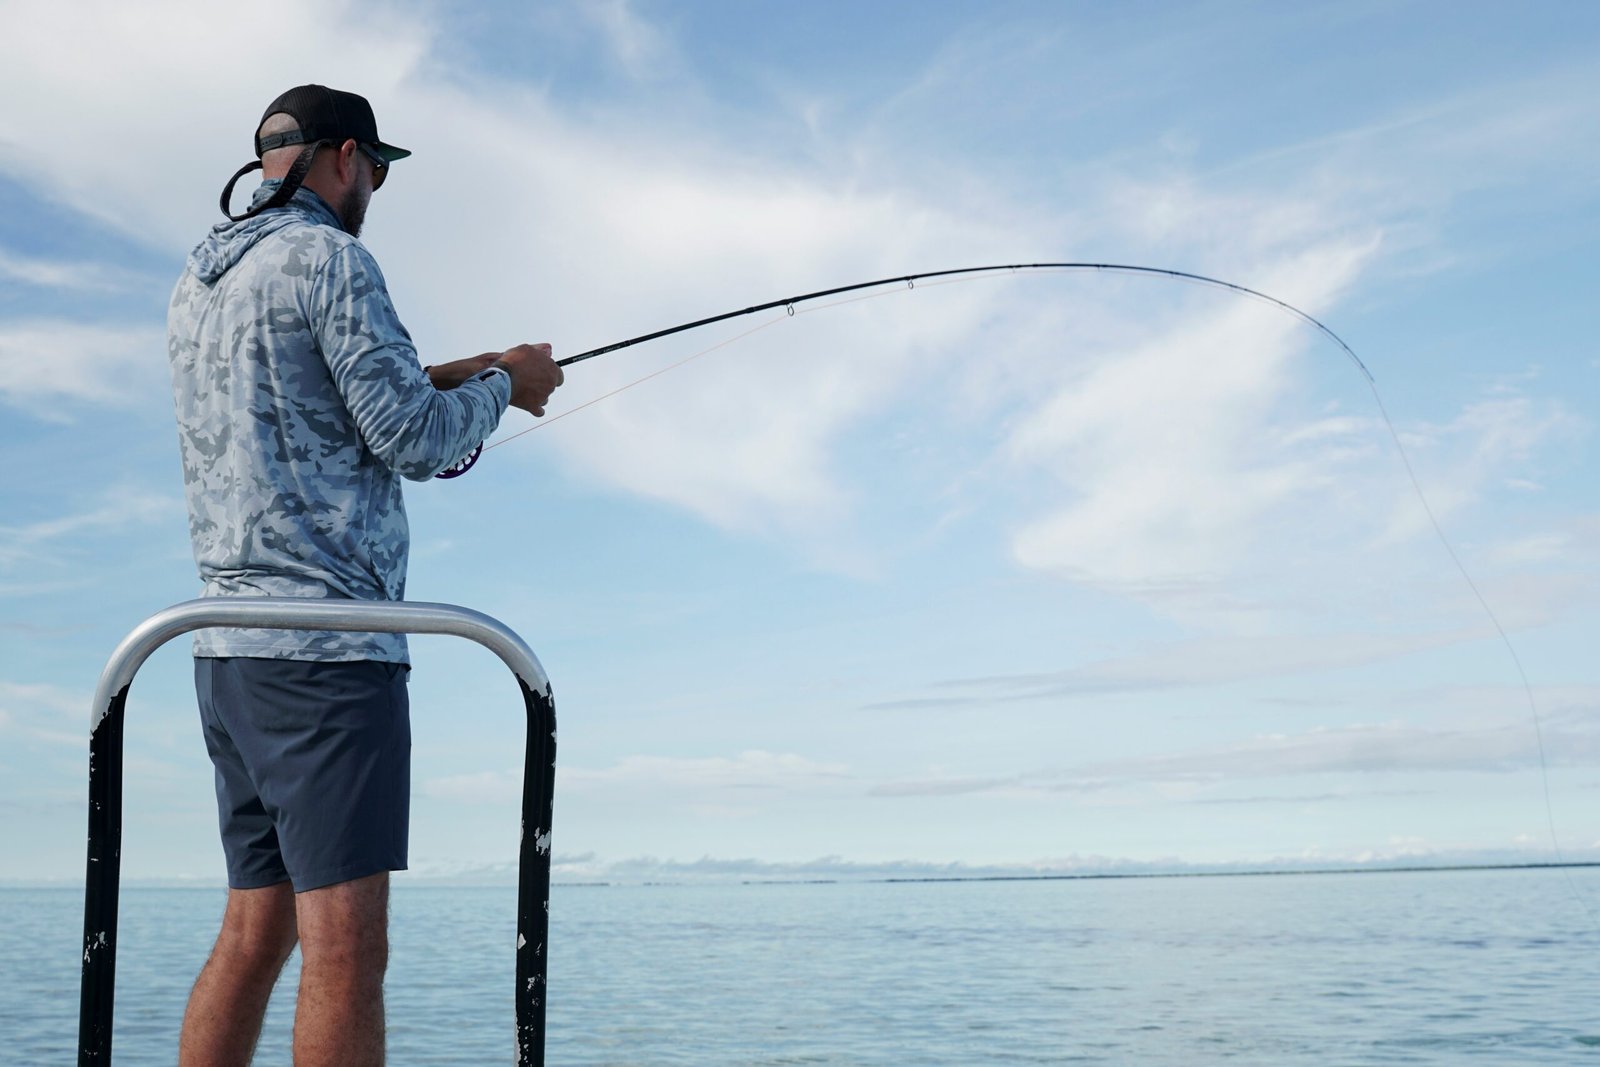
[77,598,556,1065]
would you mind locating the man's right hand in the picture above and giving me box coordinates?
[496,343,563,416]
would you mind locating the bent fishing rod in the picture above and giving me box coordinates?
[434,261,1371,480]
[430,259,1596,925]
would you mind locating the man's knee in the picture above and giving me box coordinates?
[213,934,298,982]
[214,883,299,973]
[296,872,390,973]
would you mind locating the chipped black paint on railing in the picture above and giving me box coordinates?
[79,685,127,1061]
[515,677,557,1060]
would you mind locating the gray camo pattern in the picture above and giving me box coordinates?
[168,182,511,661]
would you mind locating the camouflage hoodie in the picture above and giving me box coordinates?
[168,182,511,662]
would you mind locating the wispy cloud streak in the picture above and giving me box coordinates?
[873,708,1600,798]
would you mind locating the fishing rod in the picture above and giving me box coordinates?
[430,257,1591,919]
[555,261,1372,377]
[434,261,1371,480]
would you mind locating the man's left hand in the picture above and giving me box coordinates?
[426,353,501,390]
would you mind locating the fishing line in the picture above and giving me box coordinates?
[450,262,1585,912]
[483,312,794,452]
[1360,382,1595,925]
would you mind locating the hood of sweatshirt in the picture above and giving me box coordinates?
[186,181,345,285]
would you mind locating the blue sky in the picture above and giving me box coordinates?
[1,0,1597,884]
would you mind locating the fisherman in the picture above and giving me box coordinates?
[166,84,561,1065]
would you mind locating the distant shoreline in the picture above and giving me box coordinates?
[843,861,1600,886]
[6,860,1599,891]
[735,861,1600,887]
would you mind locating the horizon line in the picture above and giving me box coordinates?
[7,860,1599,891]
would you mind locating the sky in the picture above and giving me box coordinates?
[0,0,1597,885]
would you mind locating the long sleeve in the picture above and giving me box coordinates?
[310,244,511,480]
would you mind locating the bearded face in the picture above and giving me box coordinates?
[337,180,372,237]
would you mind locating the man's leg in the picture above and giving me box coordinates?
[292,871,390,1067]
[179,881,298,1066]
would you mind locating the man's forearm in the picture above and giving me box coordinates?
[425,354,500,390]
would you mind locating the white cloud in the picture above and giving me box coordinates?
[992,257,1582,627]
[0,5,1594,880]
[424,750,852,806]
[0,321,167,411]
[1488,517,1600,566]
[0,680,81,720]
[865,628,1481,710]
[1208,57,1600,242]
[0,0,1017,546]
[378,81,1014,543]
[874,707,1600,799]
[0,680,88,745]
[1078,714,1600,782]
[580,0,674,79]
[909,152,1452,609]
[421,768,523,806]
[0,0,428,244]
[0,9,1588,641]
[0,248,144,292]
[0,0,1591,585]
[0,487,180,570]
[563,750,852,790]
[1377,395,1584,540]
[1427,570,1600,635]
[871,775,1022,798]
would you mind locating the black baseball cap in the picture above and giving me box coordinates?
[254,84,411,162]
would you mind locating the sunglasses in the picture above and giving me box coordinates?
[355,143,389,191]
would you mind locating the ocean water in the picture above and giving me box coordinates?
[6,867,1600,1064]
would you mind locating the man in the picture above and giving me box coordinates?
[166,84,561,1066]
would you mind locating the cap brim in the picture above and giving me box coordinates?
[372,142,411,163]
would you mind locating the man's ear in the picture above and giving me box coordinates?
[335,139,360,185]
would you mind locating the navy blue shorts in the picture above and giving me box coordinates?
[195,657,411,892]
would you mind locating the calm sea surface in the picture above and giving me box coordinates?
[6,868,1600,1064]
